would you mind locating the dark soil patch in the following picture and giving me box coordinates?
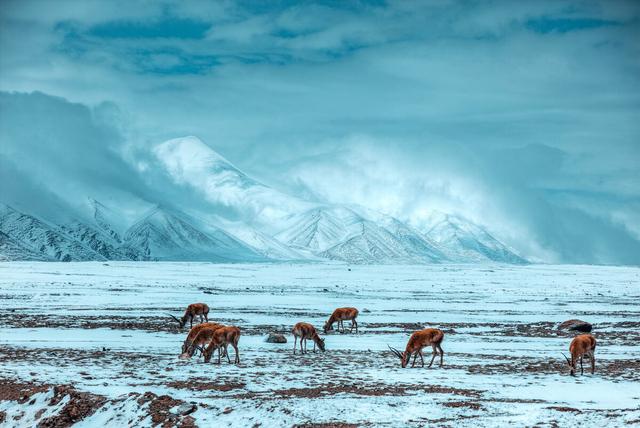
[443,401,483,410]
[166,379,245,392]
[38,385,106,427]
[232,383,482,400]
[137,391,189,428]
[293,423,359,428]
[0,379,50,403]
[547,406,582,413]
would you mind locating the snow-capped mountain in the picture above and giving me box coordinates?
[0,204,106,262]
[0,136,527,264]
[0,230,52,261]
[154,136,311,226]
[423,211,527,264]
[122,206,264,262]
[276,206,446,263]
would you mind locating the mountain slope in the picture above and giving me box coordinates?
[0,204,106,261]
[123,206,264,262]
[0,231,52,261]
[276,206,447,263]
[59,221,138,261]
[423,212,527,264]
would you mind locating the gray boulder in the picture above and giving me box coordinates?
[558,319,592,333]
[266,333,287,343]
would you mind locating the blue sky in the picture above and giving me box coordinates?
[1,0,639,264]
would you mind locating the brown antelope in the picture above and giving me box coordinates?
[180,326,220,359]
[203,326,241,364]
[563,334,596,376]
[388,328,444,368]
[293,322,325,354]
[324,307,359,334]
[181,322,224,356]
[169,303,210,329]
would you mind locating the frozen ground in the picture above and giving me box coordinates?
[0,262,639,427]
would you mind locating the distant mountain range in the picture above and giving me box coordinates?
[0,136,526,264]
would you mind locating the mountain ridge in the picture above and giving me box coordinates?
[0,136,527,264]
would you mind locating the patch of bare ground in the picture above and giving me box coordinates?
[166,379,245,392]
[293,423,359,428]
[0,379,50,403]
[443,401,483,410]
[38,385,106,427]
[464,357,640,380]
[0,346,159,366]
[136,392,195,428]
[231,383,482,400]
[547,406,581,413]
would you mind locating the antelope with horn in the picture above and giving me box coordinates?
[180,322,224,356]
[293,322,325,354]
[388,328,444,368]
[169,303,210,329]
[562,334,596,376]
[324,307,359,334]
[179,326,221,360]
[203,326,241,364]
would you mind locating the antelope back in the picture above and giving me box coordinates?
[408,328,443,350]
[570,334,596,355]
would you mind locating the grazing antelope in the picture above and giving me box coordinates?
[180,326,220,359]
[181,322,224,356]
[203,326,241,364]
[324,307,359,334]
[388,328,444,368]
[293,322,325,354]
[563,334,596,376]
[169,303,210,329]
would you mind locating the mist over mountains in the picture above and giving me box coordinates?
[3,91,638,265]
[0,92,524,264]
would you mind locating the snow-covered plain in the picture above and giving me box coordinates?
[0,262,639,427]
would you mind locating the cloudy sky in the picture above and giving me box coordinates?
[1,0,639,264]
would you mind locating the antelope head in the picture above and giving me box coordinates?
[323,321,333,334]
[388,345,410,368]
[316,336,326,352]
[203,343,218,363]
[562,352,575,376]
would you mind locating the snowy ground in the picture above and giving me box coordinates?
[0,262,639,427]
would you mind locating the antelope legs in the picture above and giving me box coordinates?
[428,344,438,368]
[293,336,298,354]
[437,344,444,367]
[231,343,240,364]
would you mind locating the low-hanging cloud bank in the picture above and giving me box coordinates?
[0,0,639,264]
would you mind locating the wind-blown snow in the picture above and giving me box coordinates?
[1,136,526,264]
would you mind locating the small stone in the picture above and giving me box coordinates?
[222,407,233,414]
[362,308,371,313]
[265,333,287,344]
[175,403,197,416]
